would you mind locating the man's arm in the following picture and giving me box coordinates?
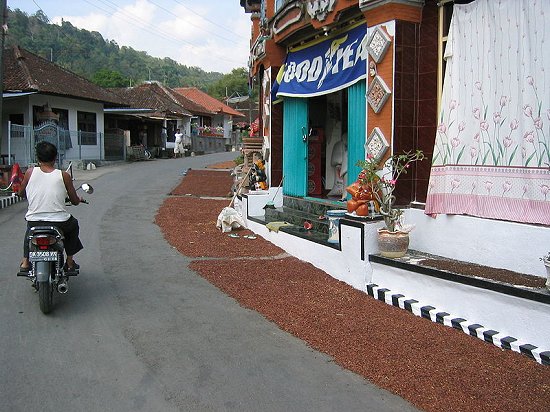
[17,167,33,198]
[62,171,82,205]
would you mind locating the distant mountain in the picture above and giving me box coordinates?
[5,8,225,91]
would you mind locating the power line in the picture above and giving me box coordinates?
[82,0,245,66]
[24,0,88,56]
[169,0,246,40]
[149,0,242,44]
[18,0,247,69]
[85,0,196,48]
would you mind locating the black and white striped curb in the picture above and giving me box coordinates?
[0,195,23,210]
[367,283,550,366]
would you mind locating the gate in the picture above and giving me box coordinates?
[6,123,32,166]
[33,122,66,167]
[104,129,126,160]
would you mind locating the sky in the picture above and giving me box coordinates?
[8,0,251,73]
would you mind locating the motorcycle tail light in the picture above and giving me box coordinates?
[32,235,56,247]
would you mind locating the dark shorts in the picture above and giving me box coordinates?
[24,216,83,258]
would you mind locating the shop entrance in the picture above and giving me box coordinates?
[307,89,348,200]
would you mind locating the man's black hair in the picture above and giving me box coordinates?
[36,141,58,163]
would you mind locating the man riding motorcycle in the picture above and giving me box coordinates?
[17,141,84,274]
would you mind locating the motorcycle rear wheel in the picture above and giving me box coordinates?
[38,281,53,314]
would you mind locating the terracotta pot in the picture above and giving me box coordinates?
[377,229,409,258]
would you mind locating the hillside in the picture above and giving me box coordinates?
[4,8,225,91]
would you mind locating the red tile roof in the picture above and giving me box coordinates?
[173,87,245,118]
[2,46,124,106]
[110,82,193,117]
[168,88,216,116]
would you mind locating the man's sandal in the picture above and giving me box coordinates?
[63,262,80,273]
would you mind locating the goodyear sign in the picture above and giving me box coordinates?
[272,23,368,100]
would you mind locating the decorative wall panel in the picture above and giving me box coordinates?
[367,75,391,113]
[365,127,389,162]
[367,26,391,63]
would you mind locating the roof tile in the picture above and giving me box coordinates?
[110,82,192,117]
[173,87,245,118]
[2,46,124,106]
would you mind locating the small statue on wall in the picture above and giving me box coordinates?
[249,159,268,191]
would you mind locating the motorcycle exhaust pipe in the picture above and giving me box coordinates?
[57,281,69,294]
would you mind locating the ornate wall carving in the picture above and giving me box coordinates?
[306,0,337,22]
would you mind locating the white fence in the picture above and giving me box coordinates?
[5,123,124,167]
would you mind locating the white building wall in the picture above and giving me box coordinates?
[405,208,550,278]
[223,115,232,139]
[2,94,106,162]
[177,117,192,138]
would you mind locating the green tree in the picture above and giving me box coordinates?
[208,68,250,100]
[5,8,225,90]
[92,69,129,87]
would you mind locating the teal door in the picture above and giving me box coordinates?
[347,80,366,187]
[282,97,308,196]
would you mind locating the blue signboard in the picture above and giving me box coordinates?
[272,23,368,100]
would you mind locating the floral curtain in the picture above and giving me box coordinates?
[425,0,550,225]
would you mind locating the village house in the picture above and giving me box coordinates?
[173,87,246,152]
[1,45,125,167]
[238,0,549,363]
[0,45,246,166]
[107,81,195,158]
[107,83,246,157]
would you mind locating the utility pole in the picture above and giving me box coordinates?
[0,0,7,151]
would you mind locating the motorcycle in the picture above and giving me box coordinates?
[18,183,93,314]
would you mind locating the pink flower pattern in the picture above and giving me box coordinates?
[427,0,549,226]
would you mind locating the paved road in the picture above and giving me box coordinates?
[0,153,418,411]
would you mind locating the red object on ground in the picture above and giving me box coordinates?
[10,163,24,192]
[249,117,260,137]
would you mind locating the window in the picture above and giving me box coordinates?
[77,111,97,145]
[9,114,24,125]
[437,1,453,114]
[438,0,476,113]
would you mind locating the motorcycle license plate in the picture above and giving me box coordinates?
[29,251,58,262]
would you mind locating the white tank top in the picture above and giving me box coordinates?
[25,167,71,222]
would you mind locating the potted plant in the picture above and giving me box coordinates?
[541,252,550,290]
[354,150,425,257]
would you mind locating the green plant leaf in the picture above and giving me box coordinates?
[496,140,504,157]
[456,146,466,163]
[508,146,518,166]
[539,141,549,164]
[525,152,536,167]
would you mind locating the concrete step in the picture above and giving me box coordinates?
[264,196,348,235]
[265,206,330,233]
